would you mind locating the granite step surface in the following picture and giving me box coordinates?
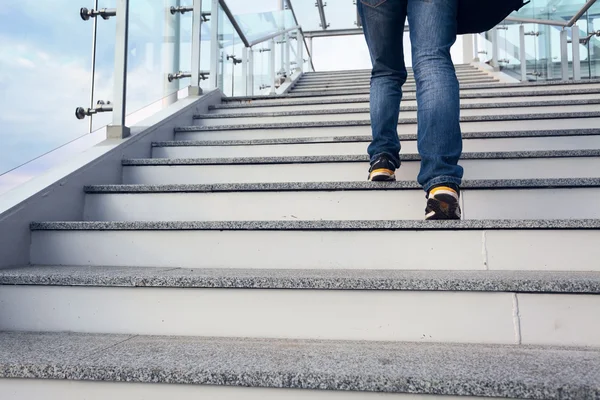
[158,128,600,147]
[216,88,600,108]
[197,99,600,119]
[3,266,600,293]
[30,219,600,231]
[291,78,500,91]
[81,183,600,221]
[83,178,600,193]
[226,80,600,101]
[123,150,600,166]
[177,112,600,132]
[28,220,600,270]
[0,332,598,399]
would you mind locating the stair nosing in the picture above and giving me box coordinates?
[29,219,600,231]
[123,150,600,166]
[214,88,600,108]
[2,332,597,398]
[158,128,600,146]
[195,99,600,119]
[225,79,600,101]
[84,178,600,194]
[2,266,600,293]
[176,111,600,132]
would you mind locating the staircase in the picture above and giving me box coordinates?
[1,64,600,399]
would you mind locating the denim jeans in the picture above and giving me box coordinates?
[358,0,464,192]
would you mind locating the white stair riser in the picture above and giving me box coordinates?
[176,118,600,141]
[298,72,488,82]
[209,93,600,115]
[193,104,600,127]
[3,286,598,346]
[0,379,490,400]
[84,188,600,221]
[154,136,600,159]
[30,229,600,271]
[123,158,600,185]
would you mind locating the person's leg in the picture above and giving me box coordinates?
[358,0,408,180]
[407,0,463,193]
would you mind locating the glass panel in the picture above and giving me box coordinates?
[584,3,600,78]
[235,9,295,43]
[125,0,192,115]
[0,1,93,180]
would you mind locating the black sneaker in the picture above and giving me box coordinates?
[425,184,462,220]
[368,155,397,182]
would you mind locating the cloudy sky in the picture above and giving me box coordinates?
[0,0,464,194]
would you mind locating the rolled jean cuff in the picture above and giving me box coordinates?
[423,175,462,193]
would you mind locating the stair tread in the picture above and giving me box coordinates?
[215,88,600,108]
[84,178,600,193]
[123,150,600,166]
[226,79,600,101]
[2,266,600,293]
[30,219,600,231]
[194,99,600,119]
[161,129,600,146]
[176,111,600,132]
[0,331,598,398]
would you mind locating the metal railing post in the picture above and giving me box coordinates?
[284,32,290,77]
[296,30,303,73]
[572,24,581,81]
[270,38,276,95]
[491,27,499,70]
[242,47,248,96]
[473,33,480,62]
[163,0,180,107]
[209,0,219,89]
[107,0,130,139]
[307,36,313,71]
[189,0,204,95]
[520,25,527,82]
[247,47,254,95]
[560,28,569,80]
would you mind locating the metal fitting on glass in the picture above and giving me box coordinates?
[227,55,242,65]
[170,7,211,21]
[258,48,272,53]
[525,31,541,37]
[259,84,270,90]
[573,30,600,45]
[168,71,209,82]
[80,7,116,21]
[75,101,112,120]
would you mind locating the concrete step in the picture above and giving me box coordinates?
[28,220,600,271]
[294,75,496,88]
[218,87,600,108]
[238,80,600,100]
[290,80,500,94]
[192,105,600,127]
[83,179,600,221]
[207,96,600,116]
[224,81,599,104]
[123,151,600,185]
[1,267,600,345]
[298,69,487,82]
[175,116,600,141]
[154,134,600,158]
[3,332,597,398]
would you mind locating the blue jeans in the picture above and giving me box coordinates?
[358,0,464,192]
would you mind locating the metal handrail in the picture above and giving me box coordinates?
[567,0,597,26]
[505,0,597,27]
[285,0,316,71]
[248,25,301,47]
[218,0,250,47]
